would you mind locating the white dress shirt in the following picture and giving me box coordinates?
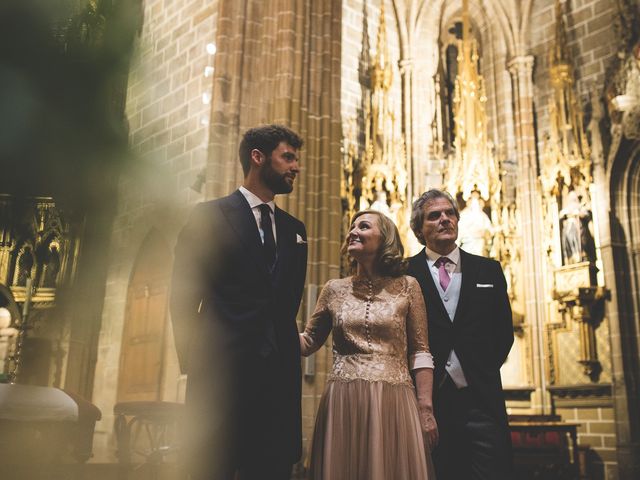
[239,186,277,245]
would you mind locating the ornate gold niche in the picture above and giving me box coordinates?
[445,0,499,208]
[0,195,73,382]
[540,0,608,383]
[341,0,409,247]
[444,0,511,261]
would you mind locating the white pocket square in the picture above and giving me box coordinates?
[476,283,494,288]
[296,234,307,244]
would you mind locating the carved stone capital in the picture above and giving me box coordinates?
[398,58,413,75]
[622,106,640,139]
[508,55,535,79]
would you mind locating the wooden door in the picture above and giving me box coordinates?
[117,231,172,402]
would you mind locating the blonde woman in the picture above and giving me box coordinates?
[300,210,437,480]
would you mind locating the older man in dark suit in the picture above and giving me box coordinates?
[170,125,307,480]
[407,188,514,480]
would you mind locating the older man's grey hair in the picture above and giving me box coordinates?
[410,189,460,244]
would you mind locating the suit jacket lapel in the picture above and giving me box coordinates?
[220,190,270,279]
[411,249,452,328]
[453,249,476,323]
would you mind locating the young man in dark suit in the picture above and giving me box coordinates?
[170,125,307,480]
[407,188,514,480]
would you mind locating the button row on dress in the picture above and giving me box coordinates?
[364,281,373,350]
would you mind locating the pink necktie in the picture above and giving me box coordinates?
[435,257,452,291]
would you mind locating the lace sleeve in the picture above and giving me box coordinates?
[406,276,433,370]
[300,280,334,356]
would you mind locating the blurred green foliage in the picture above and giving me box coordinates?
[0,0,141,213]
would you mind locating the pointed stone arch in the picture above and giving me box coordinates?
[610,139,640,305]
[606,136,640,473]
[13,243,36,287]
[117,228,173,403]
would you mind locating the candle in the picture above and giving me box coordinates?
[22,276,32,320]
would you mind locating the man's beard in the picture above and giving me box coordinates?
[261,158,294,194]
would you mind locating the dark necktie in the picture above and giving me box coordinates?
[435,256,452,291]
[258,203,276,270]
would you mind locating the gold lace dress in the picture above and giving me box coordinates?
[301,275,435,480]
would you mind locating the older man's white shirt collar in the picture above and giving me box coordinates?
[425,245,460,268]
[239,186,276,212]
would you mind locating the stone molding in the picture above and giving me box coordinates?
[548,383,613,408]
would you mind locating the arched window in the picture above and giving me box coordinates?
[14,245,35,287]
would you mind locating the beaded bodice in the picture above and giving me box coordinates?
[301,275,430,386]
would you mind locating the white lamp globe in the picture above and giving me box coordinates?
[0,307,11,330]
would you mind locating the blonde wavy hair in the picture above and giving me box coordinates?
[341,210,407,277]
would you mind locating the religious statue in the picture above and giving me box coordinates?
[458,191,493,256]
[559,188,596,264]
[370,190,392,218]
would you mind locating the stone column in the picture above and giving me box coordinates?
[508,55,550,414]
[399,57,414,202]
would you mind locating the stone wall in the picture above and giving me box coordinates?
[557,405,618,480]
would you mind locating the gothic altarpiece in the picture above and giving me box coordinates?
[341,1,410,251]
[341,0,613,412]
[0,195,77,385]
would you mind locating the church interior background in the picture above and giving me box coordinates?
[1,0,640,478]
